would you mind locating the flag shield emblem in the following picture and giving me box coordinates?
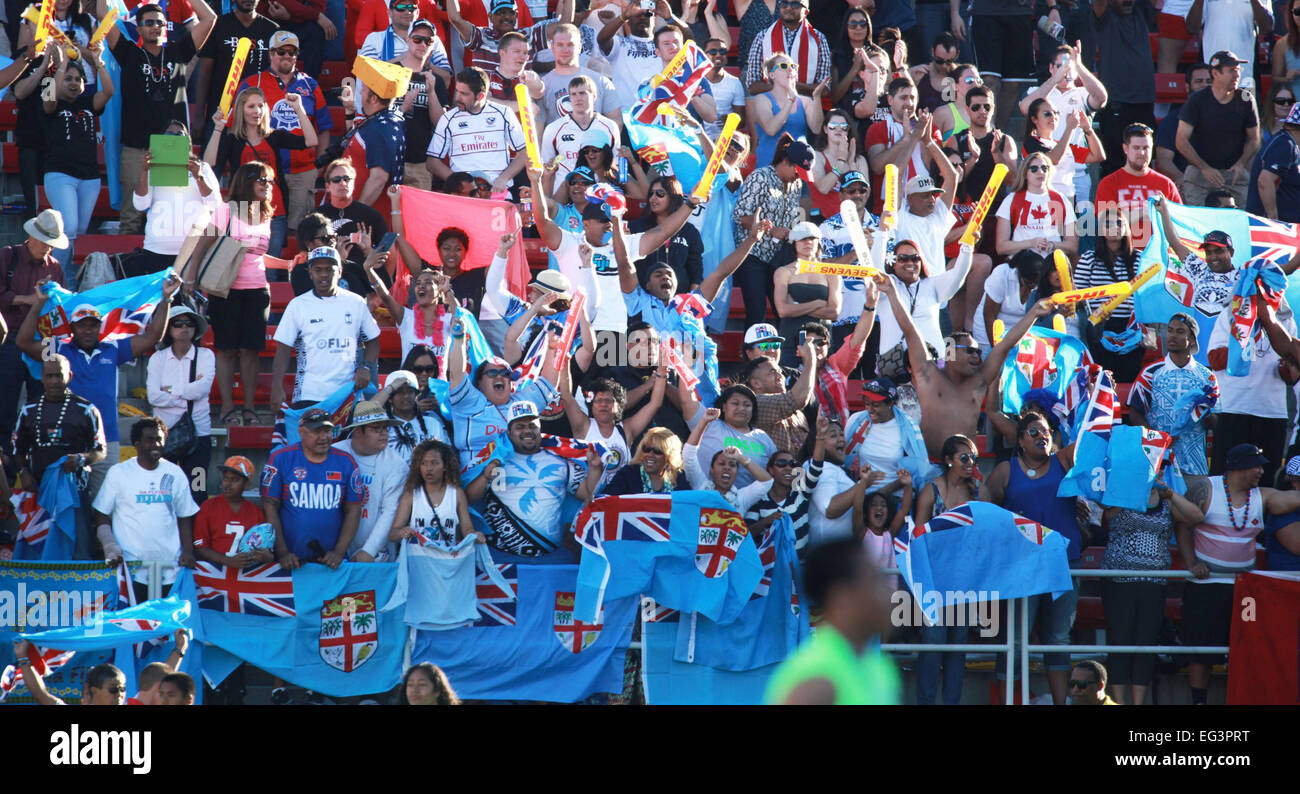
[553,591,601,653]
[695,508,748,578]
[320,590,378,672]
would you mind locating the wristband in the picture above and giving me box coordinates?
[360,360,378,383]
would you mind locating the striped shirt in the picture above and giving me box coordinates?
[1191,475,1264,583]
[1074,248,1142,322]
[746,460,823,555]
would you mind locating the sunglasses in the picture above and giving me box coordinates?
[1039,109,1059,117]
[642,446,665,455]
[847,19,870,27]
[1278,97,1297,106]
[273,48,298,57]
[482,367,512,378]
[254,176,273,184]
[754,341,781,351]
[771,62,795,72]
[1068,679,1096,689]
[933,57,954,66]
[329,175,353,183]
[171,320,195,328]
[706,48,728,56]
[954,453,977,464]
[826,120,851,130]
[1293,6,1300,14]
[962,76,982,86]
[771,458,797,468]
[969,103,991,112]
[956,344,981,357]
[651,188,669,198]
[392,3,417,10]
[1027,164,1048,173]
[410,35,433,44]
[409,365,436,374]
[139,18,166,28]
[895,254,921,263]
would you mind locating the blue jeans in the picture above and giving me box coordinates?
[269,215,288,260]
[917,621,970,705]
[996,567,1081,677]
[44,172,100,289]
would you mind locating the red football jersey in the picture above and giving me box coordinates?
[193,497,267,556]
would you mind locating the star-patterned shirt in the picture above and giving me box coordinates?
[1129,354,1220,476]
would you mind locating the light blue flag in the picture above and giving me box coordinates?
[572,491,763,625]
[1135,197,1300,366]
[893,502,1073,623]
[1100,425,1177,511]
[19,595,191,649]
[699,176,738,334]
[102,47,123,210]
[271,381,362,450]
[410,560,636,702]
[35,458,78,561]
[194,563,406,698]
[998,326,1091,414]
[623,110,705,192]
[0,560,119,704]
[673,513,809,671]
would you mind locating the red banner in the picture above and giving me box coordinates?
[1227,572,1300,704]
[396,186,531,309]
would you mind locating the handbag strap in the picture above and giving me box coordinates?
[184,350,197,417]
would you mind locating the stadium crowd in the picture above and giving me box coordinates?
[3,0,1300,706]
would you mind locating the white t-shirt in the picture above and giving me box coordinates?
[1209,309,1293,418]
[704,72,746,139]
[274,290,382,402]
[995,190,1076,242]
[1201,0,1259,91]
[539,67,620,126]
[894,199,956,270]
[540,113,621,179]
[1039,84,1092,198]
[856,416,903,494]
[551,229,644,334]
[604,33,660,109]
[332,438,408,559]
[426,101,527,181]
[397,307,453,365]
[809,461,856,545]
[974,262,1027,349]
[93,458,199,583]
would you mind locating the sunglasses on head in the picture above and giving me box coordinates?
[329,175,353,183]
[1027,164,1048,173]
[410,35,433,44]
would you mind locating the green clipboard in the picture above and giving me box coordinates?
[149,134,191,188]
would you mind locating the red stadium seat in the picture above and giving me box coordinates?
[226,425,275,448]
[0,101,18,131]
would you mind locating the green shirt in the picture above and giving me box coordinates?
[764,626,901,705]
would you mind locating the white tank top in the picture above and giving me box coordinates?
[412,484,459,548]
[582,422,630,486]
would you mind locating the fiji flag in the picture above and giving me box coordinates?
[1225,260,1288,377]
[630,40,712,124]
[624,110,705,193]
[1135,198,1300,366]
[1101,425,1174,510]
[24,269,171,379]
[1058,368,1117,503]
[572,491,762,625]
[411,561,637,702]
[999,326,1091,414]
[674,514,809,671]
[271,381,362,450]
[18,596,191,649]
[894,502,1073,623]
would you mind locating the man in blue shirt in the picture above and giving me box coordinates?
[1248,103,1300,222]
[15,275,178,501]
[263,408,364,569]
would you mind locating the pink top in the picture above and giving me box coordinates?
[214,202,271,290]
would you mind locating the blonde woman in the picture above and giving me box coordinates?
[994,152,1078,261]
[204,86,318,257]
[747,52,827,170]
[603,427,685,496]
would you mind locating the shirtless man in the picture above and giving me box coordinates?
[877,274,1053,456]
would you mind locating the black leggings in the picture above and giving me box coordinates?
[1101,579,1165,686]
[736,253,781,330]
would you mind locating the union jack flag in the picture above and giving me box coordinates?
[630,41,712,124]
[641,598,679,622]
[671,292,712,321]
[194,561,296,617]
[10,490,50,547]
[573,494,674,554]
[895,503,977,553]
[1077,367,1117,440]
[1248,215,1300,266]
[473,564,518,627]
[0,646,75,702]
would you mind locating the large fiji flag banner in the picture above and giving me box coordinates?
[191,563,406,697]
[572,491,763,625]
[0,560,119,704]
[894,502,1074,623]
[1228,572,1300,704]
[411,561,637,702]
[624,110,706,193]
[1135,198,1300,365]
[398,187,531,305]
[999,326,1091,414]
[24,269,171,378]
[674,514,809,672]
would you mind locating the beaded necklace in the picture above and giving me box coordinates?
[1223,479,1253,533]
[35,393,71,446]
